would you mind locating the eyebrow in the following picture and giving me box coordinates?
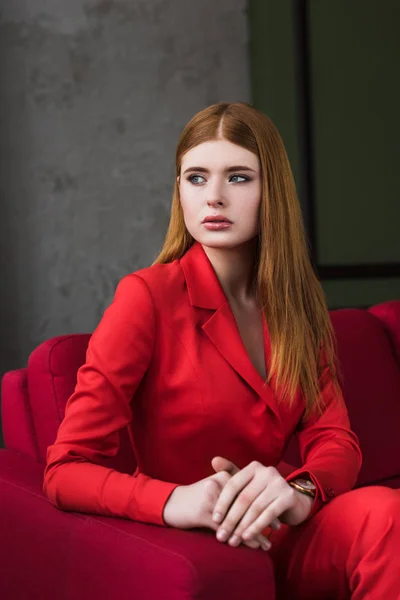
[182,165,257,175]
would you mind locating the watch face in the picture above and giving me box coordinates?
[296,478,316,491]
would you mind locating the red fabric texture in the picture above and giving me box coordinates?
[268,485,400,599]
[42,242,361,524]
[0,241,399,598]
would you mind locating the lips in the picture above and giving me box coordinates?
[202,216,233,224]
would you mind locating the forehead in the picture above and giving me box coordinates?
[181,139,259,169]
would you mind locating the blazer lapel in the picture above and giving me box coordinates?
[180,242,281,419]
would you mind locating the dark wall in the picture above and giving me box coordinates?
[250,0,400,308]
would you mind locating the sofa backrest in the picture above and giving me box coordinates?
[282,301,400,487]
[27,334,91,463]
[22,333,136,473]
[1,368,39,461]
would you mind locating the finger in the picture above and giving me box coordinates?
[230,521,280,547]
[228,481,287,541]
[202,477,233,532]
[242,538,260,549]
[241,498,290,540]
[212,463,257,525]
[225,494,271,544]
[257,533,272,549]
[231,518,281,546]
[256,533,272,551]
[204,484,272,552]
[216,477,269,543]
[270,518,281,530]
[203,475,231,516]
[209,470,231,488]
[242,533,271,551]
[211,456,240,476]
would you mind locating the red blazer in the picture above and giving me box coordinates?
[43,241,362,527]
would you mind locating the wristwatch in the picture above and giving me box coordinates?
[288,478,316,498]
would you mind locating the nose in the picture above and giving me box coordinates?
[205,175,227,207]
[207,197,224,207]
[206,182,226,207]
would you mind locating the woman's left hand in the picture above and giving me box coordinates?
[211,457,314,547]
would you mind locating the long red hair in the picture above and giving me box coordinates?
[153,102,341,417]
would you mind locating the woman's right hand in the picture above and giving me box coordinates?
[162,471,271,551]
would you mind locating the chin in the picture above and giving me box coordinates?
[193,232,256,251]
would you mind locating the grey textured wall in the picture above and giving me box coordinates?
[0,0,250,384]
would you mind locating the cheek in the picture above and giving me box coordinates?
[179,195,198,227]
[180,186,200,214]
[240,197,262,234]
[244,194,262,221]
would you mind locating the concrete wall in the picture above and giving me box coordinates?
[0,0,250,395]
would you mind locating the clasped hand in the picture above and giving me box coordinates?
[162,456,313,552]
[210,456,314,548]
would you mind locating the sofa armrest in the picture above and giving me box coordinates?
[0,450,275,600]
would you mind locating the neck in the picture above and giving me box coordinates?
[201,239,258,306]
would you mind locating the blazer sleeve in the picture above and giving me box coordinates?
[285,364,363,519]
[43,273,180,526]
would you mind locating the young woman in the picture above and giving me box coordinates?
[44,102,399,599]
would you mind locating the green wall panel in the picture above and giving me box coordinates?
[323,277,400,310]
[249,0,400,308]
[249,0,302,195]
[309,0,400,265]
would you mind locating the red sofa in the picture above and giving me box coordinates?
[1,300,400,599]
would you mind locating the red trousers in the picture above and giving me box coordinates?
[268,486,400,599]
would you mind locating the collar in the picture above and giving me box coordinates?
[179,241,281,420]
[180,241,227,310]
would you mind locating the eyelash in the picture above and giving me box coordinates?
[187,174,251,185]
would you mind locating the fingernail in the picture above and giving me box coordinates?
[213,512,223,523]
[262,541,271,551]
[229,535,240,547]
[217,529,229,542]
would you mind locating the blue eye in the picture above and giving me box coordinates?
[187,174,250,185]
[230,174,249,183]
[188,175,206,184]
